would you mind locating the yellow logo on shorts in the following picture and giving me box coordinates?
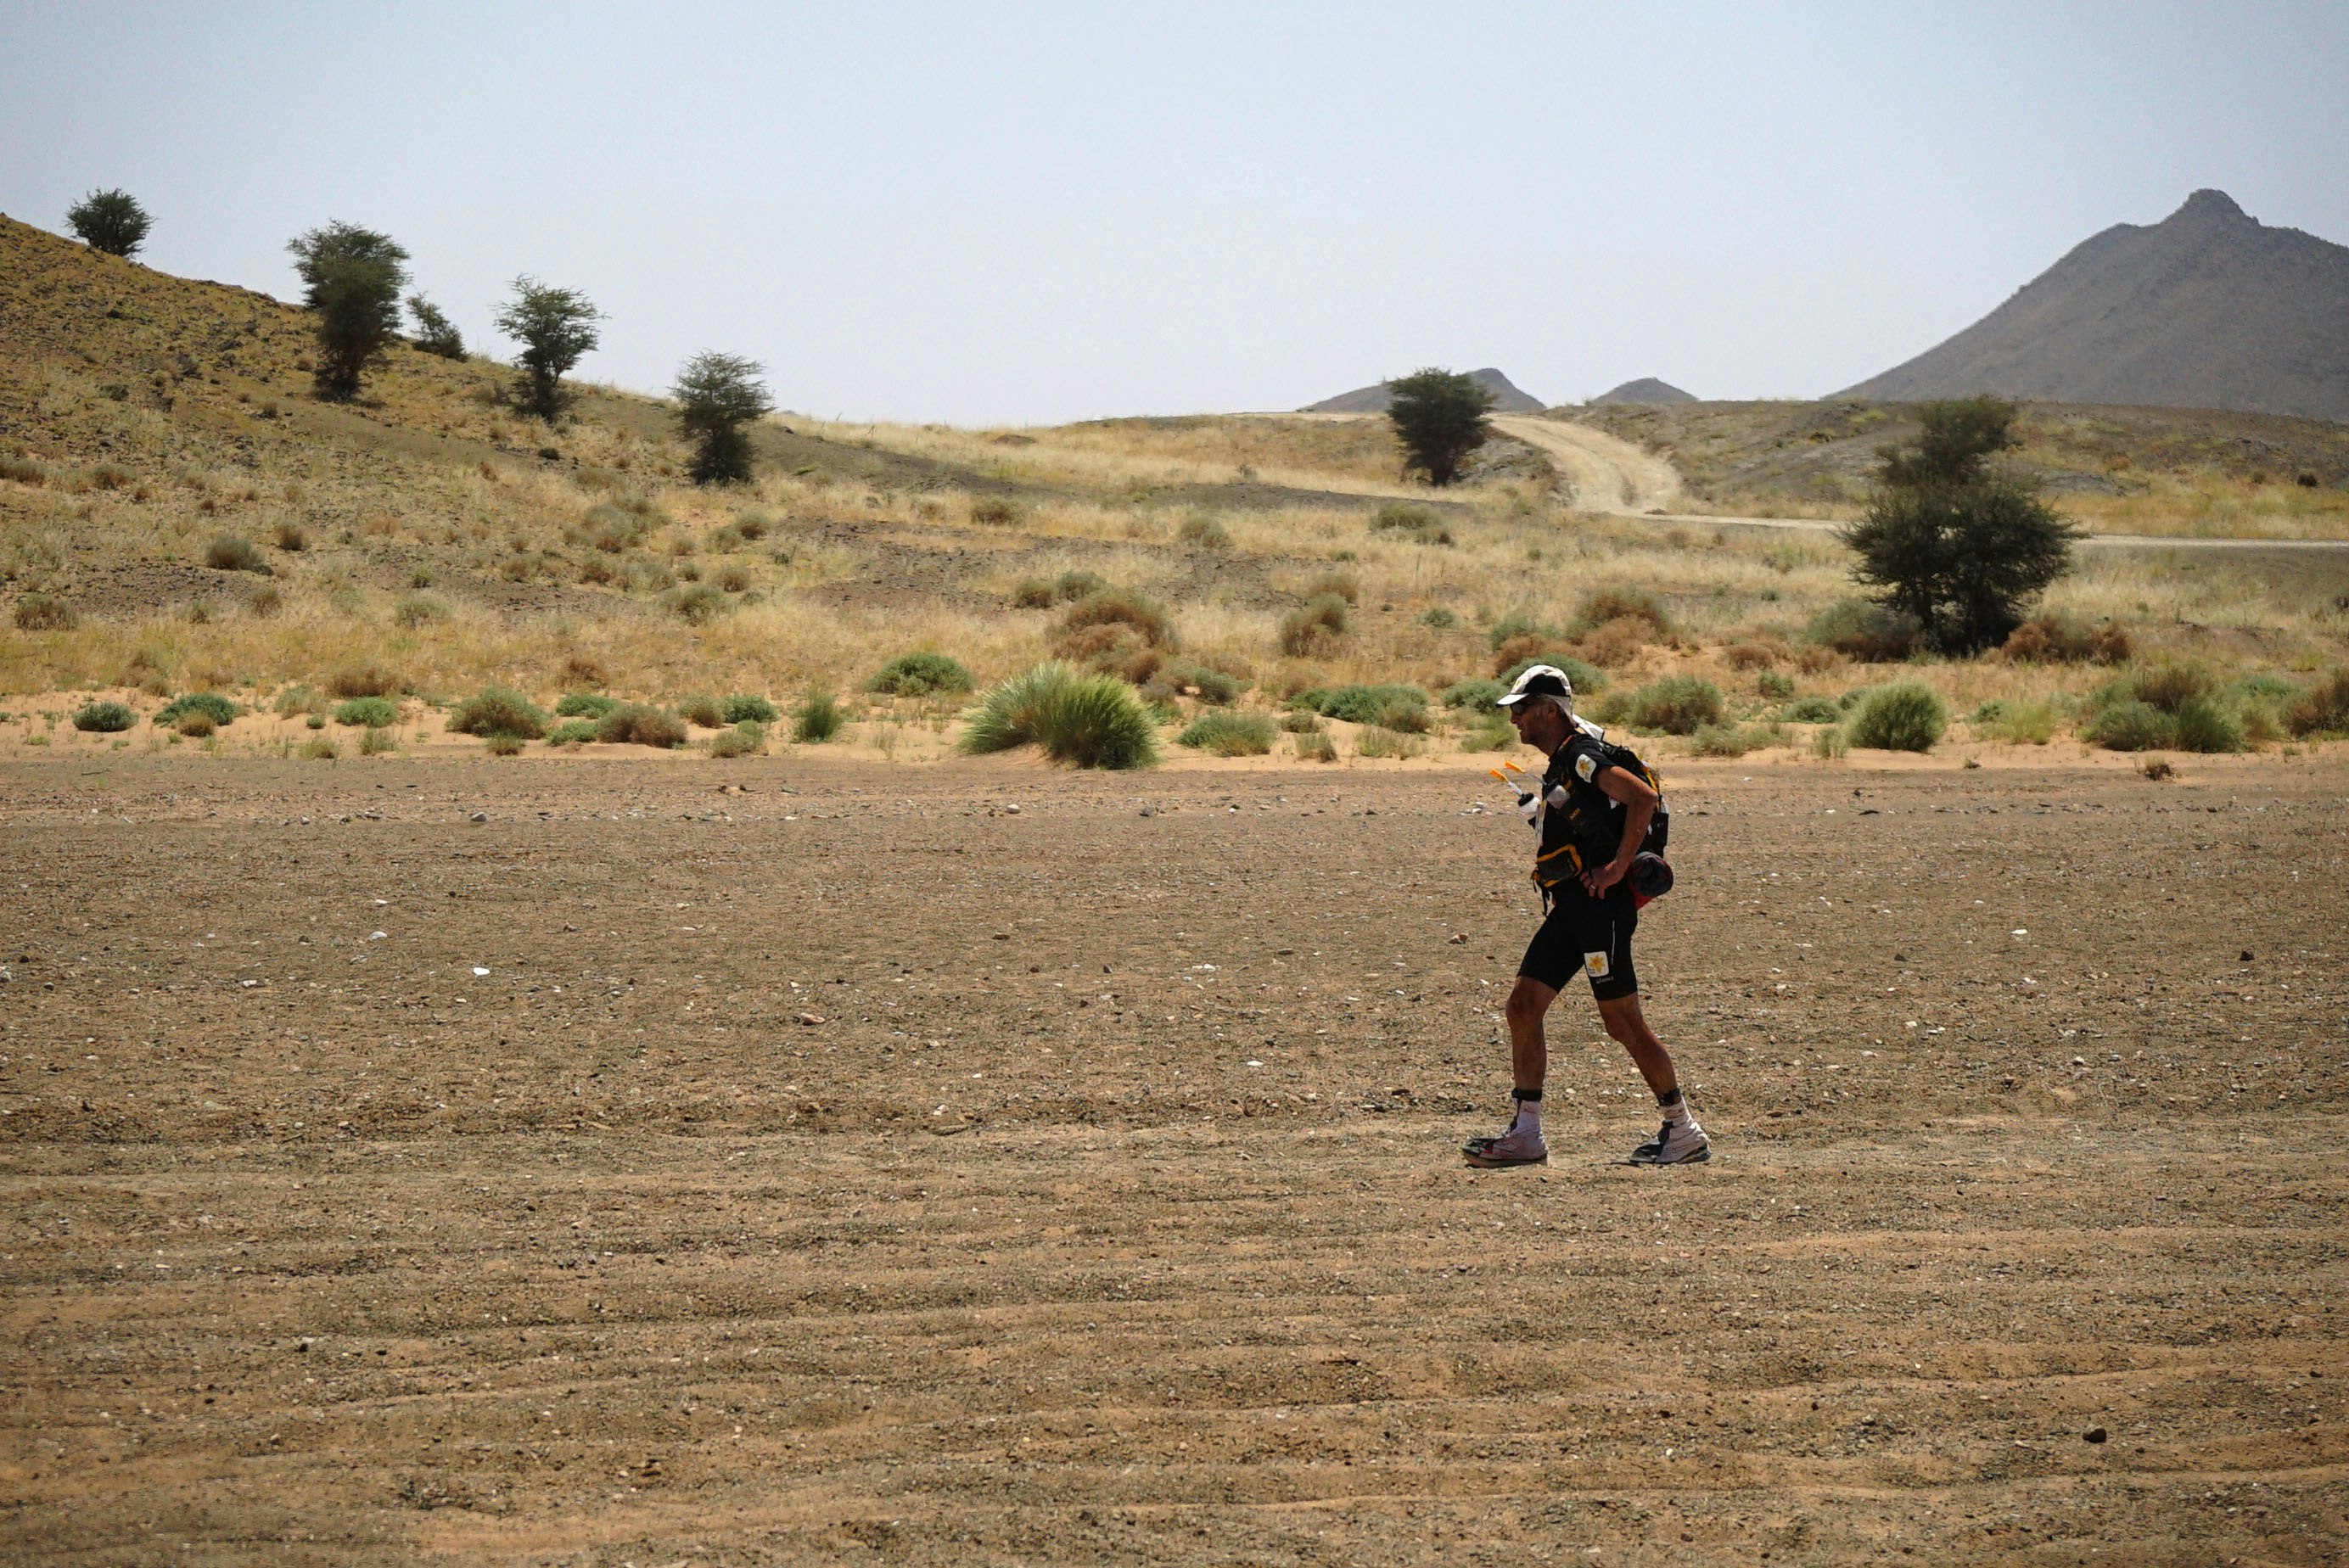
[1584,950,1611,978]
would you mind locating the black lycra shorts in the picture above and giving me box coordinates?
[1519,882,1639,1000]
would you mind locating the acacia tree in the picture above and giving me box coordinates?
[66,189,153,257]
[1842,396,2080,654]
[494,277,601,420]
[406,294,465,359]
[286,221,411,400]
[672,351,774,484]
[1386,367,1494,486]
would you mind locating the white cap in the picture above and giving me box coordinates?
[1495,664,1574,708]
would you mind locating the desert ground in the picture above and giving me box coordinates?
[3,748,2344,1565]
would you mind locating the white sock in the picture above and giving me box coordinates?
[1661,1096,1692,1127]
[1512,1101,1542,1136]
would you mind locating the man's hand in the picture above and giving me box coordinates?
[1581,857,1630,898]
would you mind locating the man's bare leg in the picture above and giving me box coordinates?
[1595,992,1676,1099]
[1504,976,1558,1095]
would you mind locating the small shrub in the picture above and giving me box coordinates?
[1421,607,1458,629]
[2284,669,2349,737]
[547,720,599,745]
[708,722,765,759]
[1487,610,1553,651]
[733,509,773,540]
[1779,696,1842,724]
[2139,756,2177,780]
[305,714,327,731]
[2085,701,2174,751]
[1176,710,1275,757]
[273,521,308,552]
[1578,616,1654,669]
[962,664,1158,769]
[1495,654,1607,694]
[328,664,401,699]
[205,535,269,574]
[1688,722,1751,758]
[1,455,48,485]
[333,696,398,727]
[391,596,448,629]
[1806,598,1921,662]
[1847,681,1948,752]
[2170,696,2245,753]
[1010,578,1055,609]
[300,735,339,760]
[1303,571,1359,604]
[155,692,238,728]
[246,584,283,617]
[1278,594,1350,655]
[1443,678,1505,710]
[448,686,548,740]
[597,704,688,748]
[1724,640,1780,672]
[721,693,778,724]
[1982,698,2057,745]
[1460,714,1516,751]
[868,652,974,697]
[484,732,526,756]
[1356,725,1424,759]
[716,565,752,593]
[1575,586,1672,636]
[970,496,1026,527]
[275,686,322,717]
[1370,502,1453,545]
[1280,709,1323,734]
[1755,670,1796,700]
[358,725,397,755]
[2003,613,2130,664]
[667,583,729,624]
[90,462,134,490]
[1295,730,1338,763]
[13,593,76,631]
[793,689,844,743]
[1623,676,1724,736]
[678,694,726,729]
[556,692,618,719]
[1176,512,1232,549]
[73,701,137,733]
[1317,684,1429,728]
[1812,725,1847,760]
[2127,661,2217,713]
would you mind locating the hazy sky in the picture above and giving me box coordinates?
[6,2,2345,423]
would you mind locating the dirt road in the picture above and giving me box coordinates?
[1494,415,2349,555]
[3,753,2344,1564]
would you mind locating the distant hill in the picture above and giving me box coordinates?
[1303,367,1545,414]
[1589,378,1695,406]
[1841,190,2349,422]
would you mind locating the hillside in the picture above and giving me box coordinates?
[1589,378,1696,406]
[1559,398,2349,538]
[1842,190,2349,423]
[1302,367,1545,414]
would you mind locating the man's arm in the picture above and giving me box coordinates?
[1579,764,1659,896]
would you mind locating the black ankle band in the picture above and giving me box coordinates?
[1511,1088,1542,1103]
[1657,1088,1683,1107]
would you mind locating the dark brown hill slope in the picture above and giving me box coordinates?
[1589,378,1695,406]
[1302,367,1545,414]
[1842,190,2349,423]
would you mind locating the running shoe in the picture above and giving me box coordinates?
[1629,1117,1711,1165]
[1462,1123,1549,1168]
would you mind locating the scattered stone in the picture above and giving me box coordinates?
[2084,1426,2108,1443]
[1447,933,1467,944]
[1004,804,1020,814]
[1139,806,1156,817]
[2240,949,2254,961]
[468,811,488,823]
[797,1012,824,1026]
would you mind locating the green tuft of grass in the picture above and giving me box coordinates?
[12,592,77,631]
[1442,678,1505,710]
[1355,725,1424,759]
[678,693,726,728]
[1847,681,1948,752]
[73,700,137,733]
[1778,696,1842,725]
[2083,700,2173,751]
[721,693,779,724]
[204,535,270,574]
[595,704,688,748]
[358,725,397,755]
[449,686,547,739]
[867,652,974,697]
[155,692,239,728]
[1175,710,1274,757]
[1370,501,1452,545]
[961,663,1158,770]
[793,689,844,743]
[1294,730,1338,763]
[484,732,525,756]
[332,696,399,727]
[1316,684,1428,729]
[300,735,339,760]
[556,692,618,718]
[708,721,765,759]
[547,719,600,746]
[1620,676,1724,736]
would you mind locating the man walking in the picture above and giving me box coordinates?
[1464,664,1711,1168]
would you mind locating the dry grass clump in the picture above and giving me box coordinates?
[2002,613,2131,664]
[2285,669,2349,737]
[1052,590,1177,683]
[273,521,308,552]
[597,704,688,748]
[1278,594,1350,657]
[204,535,269,574]
[12,593,76,631]
[970,496,1027,528]
[1369,501,1453,545]
[448,686,548,740]
[327,664,402,699]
